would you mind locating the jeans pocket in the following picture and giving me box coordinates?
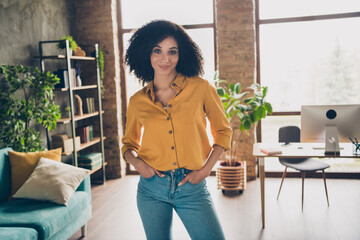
[187,179,206,186]
[141,174,156,180]
[187,181,198,186]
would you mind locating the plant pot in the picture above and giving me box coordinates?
[62,49,73,56]
[216,161,246,192]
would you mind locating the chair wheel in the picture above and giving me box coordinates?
[239,190,243,194]
[222,190,226,194]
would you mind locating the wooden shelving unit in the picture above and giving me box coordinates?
[89,162,108,175]
[54,85,98,91]
[62,137,107,156]
[57,111,104,124]
[38,40,106,184]
[35,55,95,61]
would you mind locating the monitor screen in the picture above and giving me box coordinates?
[301,104,360,153]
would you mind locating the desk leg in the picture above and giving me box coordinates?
[259,157,265,229]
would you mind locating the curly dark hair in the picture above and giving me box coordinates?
[125,20,204,85]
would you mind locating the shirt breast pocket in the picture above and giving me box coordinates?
[175,101,199,124]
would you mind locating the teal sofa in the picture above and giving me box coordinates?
[0,148,92,240]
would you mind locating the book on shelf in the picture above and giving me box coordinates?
[76,126,89,143]
[54,68,77,88]
[78,152,103,170]
[86,126,89,142]
[260,148,282,155]
[88,125,93,141]
[78,159,102,170]
[85,97,95,113]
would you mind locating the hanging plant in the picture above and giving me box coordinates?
[98,47,105,96]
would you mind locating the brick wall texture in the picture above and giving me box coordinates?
[75,0,123,178]
[216,0,257,180]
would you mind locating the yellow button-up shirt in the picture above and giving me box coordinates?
[121,74,232,171]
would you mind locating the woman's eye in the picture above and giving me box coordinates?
[153,49,161,54]
[169,50,177,55]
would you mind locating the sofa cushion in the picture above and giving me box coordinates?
[0,191,90,240]
[0,227,38,240]
[0,148,12,202]
[13,157,89,206]
[8,148,62,195]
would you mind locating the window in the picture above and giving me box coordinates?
[259,0,360,19]
[119,0,216,173]
[121,0,213,29]
[260,18,360,112]
[256,0,360,174]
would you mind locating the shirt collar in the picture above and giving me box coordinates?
[144,73,186,101]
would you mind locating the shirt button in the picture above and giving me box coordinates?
[173,162,177,165]
[169,130,172,134]
[168,104,172,108]
[171,146,175,150]
[167,116,170,120]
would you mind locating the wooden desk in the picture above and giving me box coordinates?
[253,142,360,229]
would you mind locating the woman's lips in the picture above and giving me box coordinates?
[159,65,170,70]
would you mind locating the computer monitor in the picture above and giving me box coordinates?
[301,104,360,155]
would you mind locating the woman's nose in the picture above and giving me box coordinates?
[162,54,170,62]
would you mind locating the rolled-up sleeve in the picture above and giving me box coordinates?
[203,81,232,150]
[121,99,142,160]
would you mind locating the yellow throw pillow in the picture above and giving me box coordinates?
[8,148,62,195]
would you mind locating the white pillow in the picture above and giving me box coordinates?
[13,157,90,206]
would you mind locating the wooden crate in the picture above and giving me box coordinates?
[216,161,246,191]
[52,136,81,153]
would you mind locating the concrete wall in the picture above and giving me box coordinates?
[0,0,76,66]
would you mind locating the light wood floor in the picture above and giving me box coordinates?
[70,176,360,240]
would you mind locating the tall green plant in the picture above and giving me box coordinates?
[215,71,273,166]
[0,65,61,152]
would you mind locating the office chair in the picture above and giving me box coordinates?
[277,126,330,210]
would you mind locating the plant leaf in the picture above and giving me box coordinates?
[264,102,273,114]
[234,83,241,94]
[229,83,235,92]
[262,86,268,98]
[217,87,225,96]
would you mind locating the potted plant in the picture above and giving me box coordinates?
[57,35,78,55]
[0,65,61,152]
[64,106,71,119]
[214,71,273,193]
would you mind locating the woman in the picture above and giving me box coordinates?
[122,20,232,240]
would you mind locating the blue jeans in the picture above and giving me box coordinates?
[137,168,225,240]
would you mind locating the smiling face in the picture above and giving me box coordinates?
[150,36,179,78]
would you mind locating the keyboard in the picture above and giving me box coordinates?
[312,147,344,150]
